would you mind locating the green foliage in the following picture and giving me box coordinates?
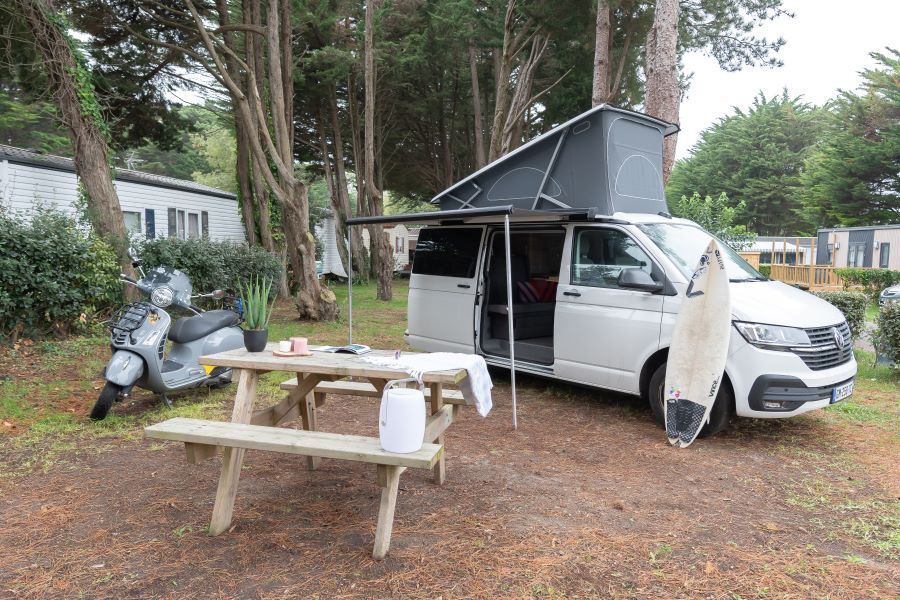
[0,89,69,153]
[667,91,825,235]
[801,49,900,227]
[138,237,283,301]
[0,209,121,342]
[835,268,900,300]
[811,291,868,337]
[669,192,757,250]
[241,275,274,330]
[873,302,900,365]
[758,264,772,278]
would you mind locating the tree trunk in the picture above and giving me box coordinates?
[644,0,680,182]
[591,0,611,107]
[16,0,130,269]
[329,86,367,275]
[468,40,487,169]
[347,75,369,282]
[317,115,350,273]
[364,0,392,301]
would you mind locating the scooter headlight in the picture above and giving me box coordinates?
[150,285,175,307]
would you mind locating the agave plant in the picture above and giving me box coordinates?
[242,275,275,331]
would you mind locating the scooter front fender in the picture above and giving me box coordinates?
[105,350,145,387]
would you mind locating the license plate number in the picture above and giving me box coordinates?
[831,380,854,404]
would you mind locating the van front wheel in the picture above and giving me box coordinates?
[647,363,734,437]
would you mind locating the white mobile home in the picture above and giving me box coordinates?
[0,144,245,241]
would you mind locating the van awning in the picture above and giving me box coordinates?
[346,205,597,226]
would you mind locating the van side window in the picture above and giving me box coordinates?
[412,228,482,278]
[572,228,653,288]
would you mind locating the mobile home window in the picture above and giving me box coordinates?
[880,243,890,268]
[412,228,482,278]
[122,211,142,234]
[188,213,199,238]
[177,210,186,239]
[847,242,866,267]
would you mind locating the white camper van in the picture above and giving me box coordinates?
[350,105,856,434]
[405,214,856,434]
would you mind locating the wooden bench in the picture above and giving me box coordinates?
[281,379,464,484]
[145,417,443,559]
[279,378,466,405]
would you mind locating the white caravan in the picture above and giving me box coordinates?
[349,105,856,435]
[405,213,856,434]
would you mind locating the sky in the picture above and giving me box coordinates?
[676,0,900,159]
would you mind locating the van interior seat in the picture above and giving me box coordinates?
[486,252,555,340]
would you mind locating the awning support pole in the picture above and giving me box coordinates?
[504,215,518,430]
[347,231,353,344]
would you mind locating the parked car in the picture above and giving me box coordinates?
[405,214,857,435]
[879,284,900,306]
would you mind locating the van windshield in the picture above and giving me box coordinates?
[637,223,764,282]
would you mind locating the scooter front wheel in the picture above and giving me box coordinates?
[90,382,123,421]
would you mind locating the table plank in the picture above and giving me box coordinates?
[199,345,467,385]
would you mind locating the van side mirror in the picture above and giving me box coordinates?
[618,268,663,293]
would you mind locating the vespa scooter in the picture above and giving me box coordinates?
[91,250,244,420]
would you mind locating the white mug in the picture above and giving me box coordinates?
[278,340,292,352]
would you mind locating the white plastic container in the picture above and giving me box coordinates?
[379,378,426,454]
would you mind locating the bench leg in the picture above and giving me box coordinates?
[299,392,320,470]
[429,383,446,485]
[373,464,403,560]
[209,368,258,535]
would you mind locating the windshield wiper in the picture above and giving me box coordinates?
[729,276,767,282]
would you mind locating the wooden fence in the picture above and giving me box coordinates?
[769,263,844,290]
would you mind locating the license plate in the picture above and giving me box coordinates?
[831,380,854,404]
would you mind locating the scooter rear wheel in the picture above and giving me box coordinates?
[90,382,123,421]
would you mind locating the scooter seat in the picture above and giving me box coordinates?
[168,310,241,344]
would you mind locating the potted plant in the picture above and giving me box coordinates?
[241,275,274,352]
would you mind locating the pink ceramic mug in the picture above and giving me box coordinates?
[290,337,308,354]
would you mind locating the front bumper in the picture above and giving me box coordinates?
[747,374,854,412]
[728,338,857,418]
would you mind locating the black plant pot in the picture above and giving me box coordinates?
[243,329,268,352]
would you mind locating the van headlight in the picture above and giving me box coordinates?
[734,321,810,349]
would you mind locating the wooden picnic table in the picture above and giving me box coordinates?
[196,344,469,537]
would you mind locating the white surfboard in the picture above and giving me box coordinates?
[664,239,732,448]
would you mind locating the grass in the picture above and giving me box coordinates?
[865,302,879,322]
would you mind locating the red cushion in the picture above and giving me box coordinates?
[529,279,558,302]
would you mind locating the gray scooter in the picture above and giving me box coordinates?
[91,250,245,420]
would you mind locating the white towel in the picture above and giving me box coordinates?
[363,353,493,417]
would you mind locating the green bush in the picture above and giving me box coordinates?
[835,267,900,300]
[0,209,121,342]
[139,237,283,299]
[873,302,900,365]
[758,264,771,278]
[811,291,867,338]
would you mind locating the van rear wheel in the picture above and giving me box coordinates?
[647,363,734,437]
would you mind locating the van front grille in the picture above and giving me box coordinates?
[793,322,853,371]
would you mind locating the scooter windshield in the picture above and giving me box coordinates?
[142,266,193,307]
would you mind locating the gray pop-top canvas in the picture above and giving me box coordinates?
[433,105,677,216]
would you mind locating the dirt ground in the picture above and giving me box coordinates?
[0,298,897,598]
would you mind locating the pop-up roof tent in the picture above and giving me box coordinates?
[346,105,677,428]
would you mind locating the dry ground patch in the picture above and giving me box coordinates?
[0,282,897,598]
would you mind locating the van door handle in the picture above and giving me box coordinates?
[563,289,581,297]
[457,283,471,289]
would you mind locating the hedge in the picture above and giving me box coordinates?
[873,302,900,365]
[835,267,900,301]
[811,291,867,338]
[139,237,283,300]
[0,210,121,342]
[758,264,771,278]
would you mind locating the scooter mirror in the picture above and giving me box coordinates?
[211,289,226,300]
[127,247,139,261]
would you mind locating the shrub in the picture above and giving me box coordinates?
[139,237,283,299]
[811,291,867,338]
[758,264,771,278]
[873,302,900,365]
[835,267,900,300]
[0,209,121,342]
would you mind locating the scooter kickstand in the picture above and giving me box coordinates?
[161,394,173,409]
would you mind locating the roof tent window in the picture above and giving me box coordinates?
[606,116,665,209]
[412,228,482,278]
